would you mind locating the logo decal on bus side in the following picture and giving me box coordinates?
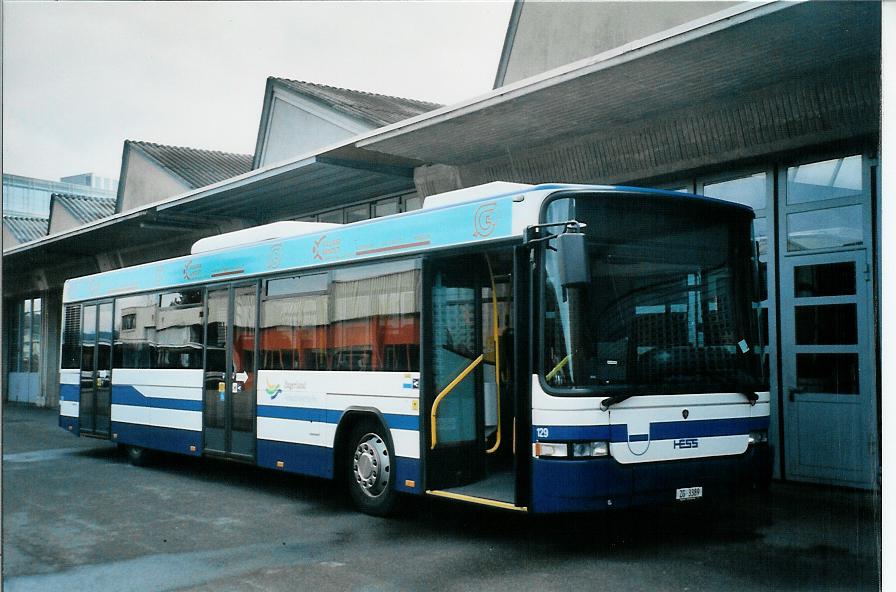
[673,438,699,449]
[473,202,497,238]
[312,235,341,261]
[266,243,283,269]
[265,381,283,400]
[183,260,201,280]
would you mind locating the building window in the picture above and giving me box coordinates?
[702,172,768,212]
[7,297,41,373]
[786,155,862,205]
[121,314,137,331]
[318,209,343,224]
[784,155,865,253]
[403,194,423,212]
[374,197,400,218]
[345,203,370,223]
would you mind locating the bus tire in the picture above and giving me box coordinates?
[346,419,397,516]
[125,445,150,467]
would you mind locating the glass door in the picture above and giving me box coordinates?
[425,257,486,489]
[203,283,258,459]
[79,302,112,438]
[779,251,876,487]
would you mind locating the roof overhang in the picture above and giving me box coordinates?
[357,1,880,165]
[3,150,416,276]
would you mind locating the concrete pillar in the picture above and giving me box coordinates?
[40,289,62,408]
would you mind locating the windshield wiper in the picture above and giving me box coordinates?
[600,393,634,411]
[741,390,759,405]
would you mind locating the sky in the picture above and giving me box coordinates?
[2,1,513,182]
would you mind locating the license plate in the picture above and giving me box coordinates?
[676,486,703,501]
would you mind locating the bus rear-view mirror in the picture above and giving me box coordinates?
[556,232,590,287]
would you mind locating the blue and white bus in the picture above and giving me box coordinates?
[59,182,771,515]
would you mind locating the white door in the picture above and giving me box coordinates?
[779,250,876,488]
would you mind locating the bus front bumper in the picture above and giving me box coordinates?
[530,443,772,514]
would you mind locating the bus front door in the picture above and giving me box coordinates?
[203,283,257,460]
[79,302,112,438]
[425,253,516,504]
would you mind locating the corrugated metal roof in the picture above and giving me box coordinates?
[359,1,880,166]
[52,193,116,224]
[3,215,48,244]
[272,78,442,127]
[128,141,253,189]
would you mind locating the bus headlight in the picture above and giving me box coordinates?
[572,441,609,457]
[748,431,768,445]
[534,441,610,458]
[534,442,569,458]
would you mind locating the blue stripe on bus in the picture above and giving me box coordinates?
[532,416,769,443]
[261,406,420,432]
[112,385,202,412]
[530,425,626,442]
[59,383,80,403]
[112,421,202,456]
[257,405,322,422]
[649,416,769,440]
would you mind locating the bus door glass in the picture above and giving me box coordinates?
[79,302,112,437]
[427,259,483,488]
[426,251,516,495]
[203,283,257,458]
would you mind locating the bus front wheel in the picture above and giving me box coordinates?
[346,420,397,516]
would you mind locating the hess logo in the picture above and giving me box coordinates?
[673,438,699,449]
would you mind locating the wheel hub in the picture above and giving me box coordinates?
[353,433,390,498]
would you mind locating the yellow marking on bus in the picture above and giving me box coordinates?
[426,489,527,512]
[411,400,419,411]
[276,460,285,468]
[405,480,416,488]
[189,445,197,452]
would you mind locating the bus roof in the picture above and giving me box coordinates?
[62,183,751,303]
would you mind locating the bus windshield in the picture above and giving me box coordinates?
[541,192,764,396]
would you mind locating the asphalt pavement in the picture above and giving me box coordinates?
[2,403,881,591]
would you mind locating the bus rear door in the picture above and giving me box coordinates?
[79,302,112,438]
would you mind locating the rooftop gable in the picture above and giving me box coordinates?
[51,193,116,225]
[272,78,442,128]
[127,141,253,189]
[253,78,442,168]
[3,215,49,245]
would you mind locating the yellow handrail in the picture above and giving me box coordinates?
[485,255,502,454]
[545,354,570,382]
[430,354,484,449]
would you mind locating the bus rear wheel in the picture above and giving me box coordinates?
[125,445,150,466]
[346,420,397,516]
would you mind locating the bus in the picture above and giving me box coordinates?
[58,182,771,516]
